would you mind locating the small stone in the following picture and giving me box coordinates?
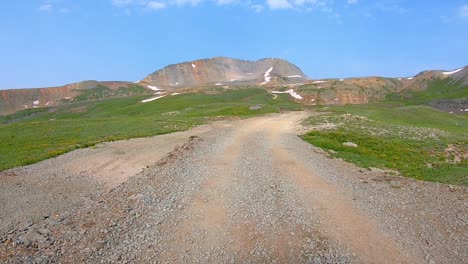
[249,105,263,110]
[37,228,50,236]
[342,142,358,148]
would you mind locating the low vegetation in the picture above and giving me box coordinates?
[73,84,152,101]
[386,78,468,105]
[302,104,468,185]
[0,88,300,171]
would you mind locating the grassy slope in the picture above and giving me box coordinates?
[386,78,468,104]
[302,104,468,185]
[73,84,152,101]
[0,88,300,171]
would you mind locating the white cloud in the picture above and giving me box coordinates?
[172,0,202,6]
[217,0,237,5]
[109,0,337,17]
[112,0,136,6]
[251,4,264,12]
[267,0,293,9]
[347,0,358,4]
[147,1,166,9]
[460,5,468,19]
[39,4,53,11]
[375,3,407,14]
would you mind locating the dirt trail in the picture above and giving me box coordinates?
[1,112,467,263]
[0,122,219,235]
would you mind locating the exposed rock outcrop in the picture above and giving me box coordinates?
[141,57,309,87]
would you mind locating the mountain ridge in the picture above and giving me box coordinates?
[141,57,309,88]
[0,57,466,115]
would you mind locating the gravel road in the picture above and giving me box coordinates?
[1,111,467,263]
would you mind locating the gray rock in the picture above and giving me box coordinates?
[249,105,263,110]
[342,142,358,148]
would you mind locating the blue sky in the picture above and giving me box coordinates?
[1,0,467,89]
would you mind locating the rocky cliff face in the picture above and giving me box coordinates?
[141,57,309,87]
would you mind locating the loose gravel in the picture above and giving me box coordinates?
[0,112,466,263]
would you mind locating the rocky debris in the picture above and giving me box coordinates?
[445,144,468,164]
[342,142,358,148]
[249,104,263,110]
[162,111,180,115]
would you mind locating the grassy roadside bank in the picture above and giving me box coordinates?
[0,88,300,171]
[302,104,468,185]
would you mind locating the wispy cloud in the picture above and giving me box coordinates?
[216,0,237,5]
[375,2,408,14]
[266,0,292,10]
[459,5,468,19]
[39,4,53,11]
[110,0,338,19]
[251,4,264,12]
[347,0,358,4]
[111,0,336,12]
[39,0,75,13]
[147,1,166,10]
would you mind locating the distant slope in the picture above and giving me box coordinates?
[0,81,151,115]
[294,77,401,105]
[292,66,467,108]
[385,66,468,113]
[141,57,309,88]
[0,57,466,115]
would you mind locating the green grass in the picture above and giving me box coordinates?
[386,78,468,104]
[0,88,300,171]
[73,84,151,101]
[303,104,468,185]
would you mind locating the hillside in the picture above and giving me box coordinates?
[1,60,467,263]
[0,58,467,116]
[0,81,152,115]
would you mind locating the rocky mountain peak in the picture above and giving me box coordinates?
[141,57,309,88]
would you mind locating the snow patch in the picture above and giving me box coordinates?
[192,63,196,68]
[45,101,51,106]
[23,105,28,109]
[141,95,166,103]
[271,89,303,100]
[398,78,402,80]
[171,93,181,96]
[442,68,464,75]
[407,77,414,80]
[215,83,222,86]
[245,72,254,75]
[147,85,162,91]
[313,81,327,84]
[230,79,237,82]
[339,79,345,81]
[287,75,302,78]
[261,67,273,84]
[133,80,140,83]
[33,100,39,105]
